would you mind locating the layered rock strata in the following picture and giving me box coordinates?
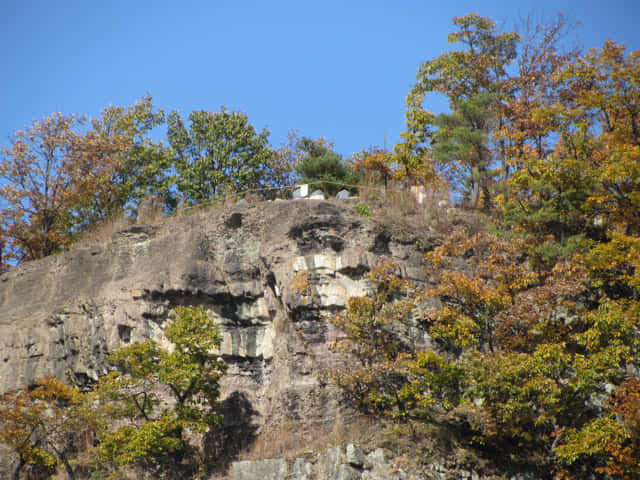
[0,200,435,439]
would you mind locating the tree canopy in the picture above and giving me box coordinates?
[167,107,272,205]
[294,136,356,194]
[0,112,123,264]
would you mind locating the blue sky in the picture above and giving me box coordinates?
[1,0,638,157]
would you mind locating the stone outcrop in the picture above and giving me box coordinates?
[0,200,437,465]
[231,444,409,480]
[227,443,530,480]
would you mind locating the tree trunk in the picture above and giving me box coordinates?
[470,166,481,209]
[12,456,25,480]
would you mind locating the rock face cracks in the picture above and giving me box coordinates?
[0,199,434,442]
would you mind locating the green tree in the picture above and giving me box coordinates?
[294,137,357,195]
[167,107,272,205]
[430,93,497,209]
[402,13,519,207]
[93,306,226,477]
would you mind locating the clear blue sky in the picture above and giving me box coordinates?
[1,0,638,157]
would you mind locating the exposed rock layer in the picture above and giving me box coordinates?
[0,200,435,441]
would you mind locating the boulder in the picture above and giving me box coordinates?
[309,189,325,200]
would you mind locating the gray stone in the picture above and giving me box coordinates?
[316,446,343,480]
[336,189,351,199]
[337,463,362,480]
[364,448,385,470]
[510,474,538,480]
[231,458,288,480]
[346,443,365,468]
[291,458,313,480]
[309,189,325,200]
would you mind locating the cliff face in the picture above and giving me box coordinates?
[0,200,434,447]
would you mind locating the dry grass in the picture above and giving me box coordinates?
[73,213,134,249]
[292,271,313,297]
[73,195,169,249]
[239,415,383,461]
[72,183,490,252]
[355,186,489,237]
[135,196,166,224]
[72,195,206,249]
[233,415,459,478]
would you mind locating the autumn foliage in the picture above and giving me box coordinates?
[0,376,92,480]
[329,16,640,474]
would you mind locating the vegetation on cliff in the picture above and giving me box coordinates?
[333,13,640,479]
[0,306,225,479]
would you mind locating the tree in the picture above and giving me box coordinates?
[561,41,640,233]
[332,217,637,475]
[264,129,303,196]
[294,136,357,195]
[330,262,416,418]
[498,13,579,182]
[93,306,226,477]
[88,94,172,217]
[331,14,639,476]
[430,93,497,209]
[351,147,394,189]
[402,13,519,207]
[0,113,122,263]
[0,96,170,266]
[555,376,640,479]
[167,107,272,205]
[502,39,640,266]
[0,376,92,480]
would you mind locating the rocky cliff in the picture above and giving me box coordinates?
[0,199,444,479]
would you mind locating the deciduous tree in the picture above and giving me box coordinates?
[0,113,121,263]
[93,306,226,477]
[330,262,415,418]
[0,376,92,480]
[168,107,272,204]
[88,94,172,216]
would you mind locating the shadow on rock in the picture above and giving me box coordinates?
[205,391,260,475]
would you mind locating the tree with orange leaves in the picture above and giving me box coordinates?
[0,95,168,267]
[0,376,92,480]
[351,147,394,189]
[0,113,121,264]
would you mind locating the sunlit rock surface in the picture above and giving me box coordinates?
[0,200,435,438]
